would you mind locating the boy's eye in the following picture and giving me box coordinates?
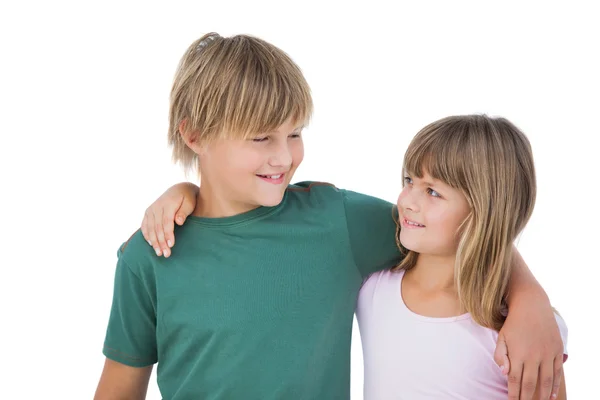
[403,177,413,185]
[427,188,441,198]
[289,133,301,139]
[252,137,268,142]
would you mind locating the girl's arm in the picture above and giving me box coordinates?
[142,182,198,258]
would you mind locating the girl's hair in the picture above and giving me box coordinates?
[168,32,313,173]
[393,115,537,331]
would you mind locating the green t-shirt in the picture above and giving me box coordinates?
[103,182,402,399]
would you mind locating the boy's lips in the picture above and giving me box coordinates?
[256,173,286,184]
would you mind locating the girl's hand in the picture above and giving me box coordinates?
[141,182,198,257]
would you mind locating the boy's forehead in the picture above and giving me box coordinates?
[268,122,305,134]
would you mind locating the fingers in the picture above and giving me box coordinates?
[550,355,563,399]
[507,361,523,400]
[141,209,151,244]
[500,353,510,376]
[493,334,510,376]
[142,208,160,255]
[158,194,186,251]
[142,208,167,257]
[154,207,170,257]
[167,194,186,245]
[141,183,197,258]
[177,192,195,225]
[537,360,554,400]
[161,212,175,257]
[519,362,540,400]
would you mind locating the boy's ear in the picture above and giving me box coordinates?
[179,120,206,154]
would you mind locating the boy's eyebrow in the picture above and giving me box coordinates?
[270,125,305,134]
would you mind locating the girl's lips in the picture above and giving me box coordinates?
[401,218,425,228]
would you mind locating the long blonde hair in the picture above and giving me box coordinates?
[168,32,313,174]
[393,115,537,331]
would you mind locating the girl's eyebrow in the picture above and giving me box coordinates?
[405,172,443,187]
[411,177,436,187]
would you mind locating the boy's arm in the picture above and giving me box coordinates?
[98,246,158,398]
[142,182,198,257]
[342,189,403,278]
[533,374,567,400]
[94,359,152,400]
[496,248,565,400]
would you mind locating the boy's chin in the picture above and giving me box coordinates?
[259,196,285,208]
[256,192,286,208]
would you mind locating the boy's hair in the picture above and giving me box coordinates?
[168,32,313,172]
[393,115,537,331]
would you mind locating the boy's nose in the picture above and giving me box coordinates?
[269,144,292,168]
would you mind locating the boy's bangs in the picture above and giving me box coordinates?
[218,57,312,139]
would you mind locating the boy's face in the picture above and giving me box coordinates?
[199,119,304,215]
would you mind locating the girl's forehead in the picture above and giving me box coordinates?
[407,169,443,186]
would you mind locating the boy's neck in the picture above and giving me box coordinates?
[192,187,259,218]
[406,253,457,292]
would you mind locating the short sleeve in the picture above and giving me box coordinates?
[555,313,569,362]
[102,256,157,367]
[342,189,403,278]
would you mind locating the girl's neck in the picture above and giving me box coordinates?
[401,252,466,318]
[405,253,457,292]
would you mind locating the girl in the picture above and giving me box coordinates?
[139,114,568,399]
[355,115,567,399]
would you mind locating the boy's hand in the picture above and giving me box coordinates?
[494,292,564,400]
[141,182,198,257]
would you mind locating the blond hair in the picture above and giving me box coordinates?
[168,33,313,172]
[393,115,537,331]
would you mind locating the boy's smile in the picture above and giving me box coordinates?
[190,118,304,218]
[256,173,286,185]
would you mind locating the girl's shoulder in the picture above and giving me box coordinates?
[361,268,404,290]
[357,268,404,310]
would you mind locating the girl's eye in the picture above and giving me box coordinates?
[289,133,301,139]
[252,137,268,142]
[403,177,413,185]
[427,188,441,198]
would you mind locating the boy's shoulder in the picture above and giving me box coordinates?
[286,181,345,208]
[286,181,392,210]
[116,229,157,271]
[287,181,339,193]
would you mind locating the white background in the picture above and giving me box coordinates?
[1,1,598,398]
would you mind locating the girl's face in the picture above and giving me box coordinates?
[397,171,471,258]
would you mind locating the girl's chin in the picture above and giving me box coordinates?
[399,237,428,255]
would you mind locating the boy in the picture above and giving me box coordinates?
[96,33,563,400]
